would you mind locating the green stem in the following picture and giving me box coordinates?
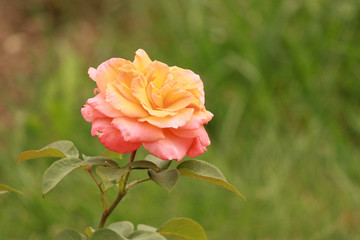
[126,178,151,190]
[98,188,127,229]
[97,150,137,229]
[87,167,105,195]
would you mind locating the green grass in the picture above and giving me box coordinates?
[1,0,360,239]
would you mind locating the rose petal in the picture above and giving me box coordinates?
[139,108,194,129]
[87,94,123,118]
[143,130,193,160]
[181,109,213,130]
[186,137,208,158]
[93,58,134,93]
[144,61,169,89]
[170,125,210,146]
[88,67,97,81]
[161,87,193,111]
[114,75,138,103]
[106,81,149,118]
[112,117,164,143]
[81,104,106,122]
[131,74,152,108]
[151,91,163,108]
[131,74,175,117]
[133,49,152,71]
[91,119,141,153]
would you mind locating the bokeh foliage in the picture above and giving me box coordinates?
[1,0,360,239]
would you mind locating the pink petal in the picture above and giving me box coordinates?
[81,104,106,122]
[91,119,141,153]
[88,67,97,81]
[87,94,123,118]
[187,137,207,158]
[112,117,164,143]
[170,125,210,146]
[181,110,213,130]
[143,130,193,161]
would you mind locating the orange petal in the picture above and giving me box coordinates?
[151,92,163,108]
[133,49,152,71]
[92,58,134,94]
[162,87,193,111]
[139,108,194,128]
[170,67,204,92]
[114,77,138,103]
[131,74,152,108]
[106,82,148,118]
[132,75,175,118]
[143,61,169,89]
[147,82,163,108]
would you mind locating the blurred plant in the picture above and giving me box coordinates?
[0,184,23,195]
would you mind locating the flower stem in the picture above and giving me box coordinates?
[129,150,137,163]
[97,150,137,229]
[98,189,127,228]
[87,167,105,195]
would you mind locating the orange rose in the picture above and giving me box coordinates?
[82,49,213,160]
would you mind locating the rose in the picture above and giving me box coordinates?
[81,49,213,160]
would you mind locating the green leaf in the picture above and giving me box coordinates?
[91,229,126,240]
[42,157,82,196]
[54,229,87,240]
[148,169,179,192]
[0,184,23,195]
[103,149,123,159]
[102,180,116,191]
[158,218,207,240]
[108,221,134,237]
[137,224,157,232]
[129,231,166,240]
[127,160,160,171]
[177,159,245,199]
[79,156,120,168]
[17,140,79,162]
[144,155,172,170]
[96,166,129,182]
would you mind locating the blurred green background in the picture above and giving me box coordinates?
[1,0,360,239]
